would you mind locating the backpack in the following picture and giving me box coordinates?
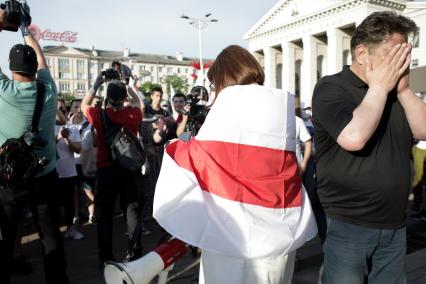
[0,81,47,203]
[101,109,146,172]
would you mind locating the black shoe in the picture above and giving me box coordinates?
[12,255,33,275]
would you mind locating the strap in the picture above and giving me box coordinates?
[100,109,121,147]
[29,80,45,134]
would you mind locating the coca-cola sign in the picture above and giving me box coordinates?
[29,24,78,43]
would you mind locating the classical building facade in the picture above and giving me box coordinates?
[244,0,426,107]
[43,45,200,98]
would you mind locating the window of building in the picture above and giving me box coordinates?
[317,55,324,80]
[185,68,189,74]
[77,72,85,80]
[140,65,145,71]
[412,59,419,67]
[59,82,70,93]
[150,66,155,72]
[167,67,173,73]
[46,57,51,67]
[77,60,85,70]
[177,68,181,74]
[58,58,70,69]
[77,83,86,91]
[412,28,420,48]
[59,71,70,79]
[159,67,163,73]
[343,50,351,66]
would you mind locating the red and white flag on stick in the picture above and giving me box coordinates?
[154,85,317,258]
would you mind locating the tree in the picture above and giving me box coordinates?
[140,81,162,97]
[162,75,189,97]
[58,92,76,106]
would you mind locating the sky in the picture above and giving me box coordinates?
[0,0,278,74]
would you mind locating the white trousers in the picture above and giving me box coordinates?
[199,250,296,284]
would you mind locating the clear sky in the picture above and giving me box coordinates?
[0,0,278,74]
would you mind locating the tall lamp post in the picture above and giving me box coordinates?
[181,13,218,85]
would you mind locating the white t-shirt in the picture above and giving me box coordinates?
[295,116,311,165]
[416,140,426,150]
[80,126,97,178]
[55,124,81,178]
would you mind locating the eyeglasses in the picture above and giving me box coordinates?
[209,81,215,92]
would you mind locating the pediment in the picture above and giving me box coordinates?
[244,0,353,39]
[44,46,89,57]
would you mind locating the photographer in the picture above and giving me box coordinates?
[0,3,68,284]
[81,78,143,265]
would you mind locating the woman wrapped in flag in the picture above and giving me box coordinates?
[153,45,317,283]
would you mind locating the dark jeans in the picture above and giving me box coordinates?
[95,164,141,262]
[322,216,406,284]
[57,177,76,227]
[303,158,326,242]
[0,170,68,284]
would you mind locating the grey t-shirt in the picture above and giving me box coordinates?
[0,68,58,177]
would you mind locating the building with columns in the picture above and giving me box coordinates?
[244,0,426,107]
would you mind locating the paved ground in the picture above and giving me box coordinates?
[10,212,426,284]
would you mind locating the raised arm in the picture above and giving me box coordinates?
[18,3,48,71]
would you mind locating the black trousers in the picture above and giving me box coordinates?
[57,177,76,227]
[95,164,142,262]
[0,170,68,284]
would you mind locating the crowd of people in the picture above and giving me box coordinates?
[1,5,426,284]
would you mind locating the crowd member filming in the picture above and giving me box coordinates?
[0,5,68,284]
[81,76,143,265]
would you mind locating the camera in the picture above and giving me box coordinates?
[185,86,210,136]
[102,68,121,81]
[186,86,209,118]
[0,0,31,32]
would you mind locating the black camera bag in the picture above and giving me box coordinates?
[101,110,146,172]
[0,81,45,204]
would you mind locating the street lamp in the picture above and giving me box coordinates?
[181,13,218,85]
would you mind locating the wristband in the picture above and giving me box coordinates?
[20,26,30,37]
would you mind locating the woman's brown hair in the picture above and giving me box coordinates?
[207,45,264,95]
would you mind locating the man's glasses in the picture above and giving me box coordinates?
[209,81,215,92]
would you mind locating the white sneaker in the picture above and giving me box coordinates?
[65,226,84,240]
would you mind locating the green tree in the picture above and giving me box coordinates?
[162,75,189,97]
[140,81,162,97]
[58,92,76,106]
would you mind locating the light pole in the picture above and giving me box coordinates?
[181,13,218,85]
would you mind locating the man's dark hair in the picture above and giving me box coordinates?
[111,61,121,68]
[351,11,418,57]
[172,93,186,101]
[70,99,82,106]
[151,86,163,95]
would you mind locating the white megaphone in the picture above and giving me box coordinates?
[104,239,187,284]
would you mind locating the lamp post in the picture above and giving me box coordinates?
[181,13,218,85]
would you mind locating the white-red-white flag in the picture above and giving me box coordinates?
[154,85,317,258]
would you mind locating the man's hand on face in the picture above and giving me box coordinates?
[396,45,412,94]
[363,43,412,94]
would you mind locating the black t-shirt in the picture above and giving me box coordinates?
[312,66,412,229]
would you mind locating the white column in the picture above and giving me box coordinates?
[301,35,317,107]
[282,41,296,95]
[263,46,276,88]
[327,28,344,75]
